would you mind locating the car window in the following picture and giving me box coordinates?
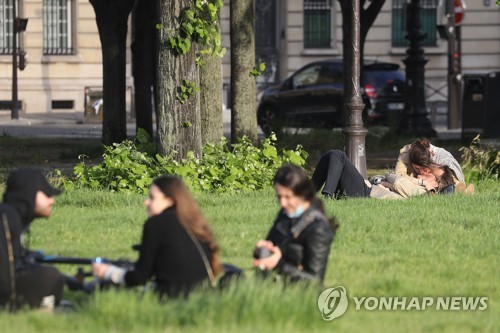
[363,70,405,87]
[317,65,343,85]
[292,65,321,88]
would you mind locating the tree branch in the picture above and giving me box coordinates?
[361,0,386,39]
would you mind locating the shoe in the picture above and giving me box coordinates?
[322,192,333,199]
[455,181,467,193]
[54,300,74,313]
[455,181,475,195]
[465,183,475,194]
[369,175,386,185]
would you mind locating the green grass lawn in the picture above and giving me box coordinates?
[1,181,498,333]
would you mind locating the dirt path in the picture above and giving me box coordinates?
[0,137,103,178]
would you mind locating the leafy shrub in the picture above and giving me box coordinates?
[459,135,499,182]
[65,133,308,194]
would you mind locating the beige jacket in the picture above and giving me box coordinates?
[368,174,427,199]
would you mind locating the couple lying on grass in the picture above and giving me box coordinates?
[312,139,472,199]
[0,139,466,311]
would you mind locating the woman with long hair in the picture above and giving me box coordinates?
[93,176,222,298]
[397,139,465,185]
[253,165,337,283]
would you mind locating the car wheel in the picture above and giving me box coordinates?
[258,106,281,135]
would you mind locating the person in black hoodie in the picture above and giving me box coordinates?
[0,168,64,311]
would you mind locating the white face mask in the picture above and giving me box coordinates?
[286,204,306,218]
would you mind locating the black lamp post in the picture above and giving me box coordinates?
[342,0,367,178]
[398,0,436,137]
[11,0,28,120]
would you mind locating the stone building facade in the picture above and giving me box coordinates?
[0,0,498,115]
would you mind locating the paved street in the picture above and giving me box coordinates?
[0,108,459,140]
[0,108,233,139]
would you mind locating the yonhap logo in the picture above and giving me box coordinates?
[317,286,488,321]
[317,286,348,321]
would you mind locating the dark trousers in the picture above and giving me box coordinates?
[311,150,371,198]
[15,266,64,309]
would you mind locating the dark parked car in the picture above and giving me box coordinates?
[256,59,405,134]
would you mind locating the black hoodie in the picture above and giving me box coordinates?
[0,168,61,308]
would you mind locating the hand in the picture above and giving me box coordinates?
[252,245,282,271]
[254,240,274,251]
[418,174,438,191]
[380,180,394,190]
[92,263,110,278]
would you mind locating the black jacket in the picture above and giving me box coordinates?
[266,206,334,283]
[0,168,57,308]
[0,204,22,308]
[124,207,212,298]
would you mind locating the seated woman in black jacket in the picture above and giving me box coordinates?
[92,176,222,298]
[252,165,337,283]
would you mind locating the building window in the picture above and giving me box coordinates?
[0,0,14,55]
[43,0,74,55]
[392,0,438,47]
[304,0,332,48]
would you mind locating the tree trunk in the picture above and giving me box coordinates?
[339,0,353,98]
[200,52,223,145]
[360,0,386,79]
[90,0,135,145]
[131,0,157,138]
[339,0,385,123]
[200,17,223,146]
[157,0,202,159]
[339,0,386,81]
[230,0,258,143]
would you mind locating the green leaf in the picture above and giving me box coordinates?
[136,128,151,144]
[262,146,278,159]
[178,38,191,53]
[183,22,194,36]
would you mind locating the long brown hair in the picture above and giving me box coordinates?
[408,138,433,171]
[152,176,222,276]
